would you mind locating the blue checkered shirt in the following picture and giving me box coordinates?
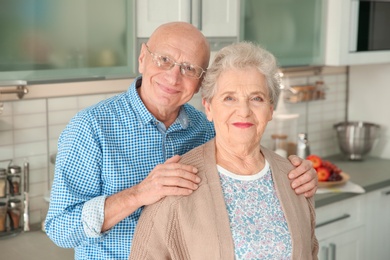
[45,77,215,260]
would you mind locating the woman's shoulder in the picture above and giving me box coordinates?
[180,139,215,166]
[261,146,294,174]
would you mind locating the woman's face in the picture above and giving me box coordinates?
[203,68,274,147]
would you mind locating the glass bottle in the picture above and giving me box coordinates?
[272,134,288,158]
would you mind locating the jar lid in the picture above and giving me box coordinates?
[8,199,22,208]
[8,165,21,174]
[271,134,288,140]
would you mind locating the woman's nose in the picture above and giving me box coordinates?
[236,101,251,117]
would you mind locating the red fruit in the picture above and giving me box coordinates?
[306,155,322,169]
[317,167,331,181]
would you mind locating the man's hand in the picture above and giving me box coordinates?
[133,155,201,206]
[287,155,318,198]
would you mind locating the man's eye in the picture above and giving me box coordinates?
[183,64,196,72]
[159,56,171,64]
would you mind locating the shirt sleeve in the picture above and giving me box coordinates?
[45,111,108,248]
[82,195,109,237]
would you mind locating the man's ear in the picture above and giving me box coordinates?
[138,44,146,74]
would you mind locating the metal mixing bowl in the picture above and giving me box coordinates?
[334,121,380,160]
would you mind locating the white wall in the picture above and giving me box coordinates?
[349,64,390,159]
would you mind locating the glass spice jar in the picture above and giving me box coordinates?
[0,202,7,232]
[7,165,21,196]
[0,168,7,198]
[8,199,22,230]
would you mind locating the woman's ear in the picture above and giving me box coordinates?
[202,98,213,122]
[268,105,274,122]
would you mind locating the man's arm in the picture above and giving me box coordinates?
[102,155,200,232]
[287,155,318,198]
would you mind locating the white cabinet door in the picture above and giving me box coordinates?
[199,0,238,37]
[364,186,390,260]
[136,0,192,38]
[324,0,390,65]
[316,195,366,260]
[318,227,365,260]
[136,0,238,38]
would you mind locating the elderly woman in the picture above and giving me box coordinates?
[130,42,318,259]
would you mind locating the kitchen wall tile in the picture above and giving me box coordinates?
[12,99,46,115]
[78,94,106,109]
[0,102,13,116]
[0,145,14,161]
[14,127,47,144]
[29,181,48,198]
[48,96,78,111]
[28,154,50,171]
[14,141,47,159]
[29,168,49,184]
[0,115,13,131]
[48,109,78,125]
[0,130,13,146]
[13,113,47,129]
[48,124,67,140]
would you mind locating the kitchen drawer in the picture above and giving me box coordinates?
[315,195,364,241]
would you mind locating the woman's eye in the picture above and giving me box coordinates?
[251,96,264,102]
[223,96,234,101]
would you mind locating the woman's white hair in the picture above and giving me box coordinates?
[201,41,281,105]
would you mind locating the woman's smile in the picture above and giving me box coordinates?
[232,122,254,128]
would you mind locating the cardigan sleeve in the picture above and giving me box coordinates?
[308,196,319,259]
[129,201,172,260]
[129,197,192,260]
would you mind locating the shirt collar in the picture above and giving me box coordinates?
[127,76,190,130]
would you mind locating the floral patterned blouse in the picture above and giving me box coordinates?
[217,160,292,259]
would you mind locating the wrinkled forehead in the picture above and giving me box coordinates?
[148,24,210,67]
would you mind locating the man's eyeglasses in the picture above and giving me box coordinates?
[145,44,206,79]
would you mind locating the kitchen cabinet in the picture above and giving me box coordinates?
[315,195,365,260]
[363,185,390,260]
[318,227,365,260]
[0,0,137,83]
[240,0,326,67]
[136,0,239,38]
[324,0,390,65]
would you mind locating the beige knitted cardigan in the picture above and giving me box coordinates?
[130,139,318,260]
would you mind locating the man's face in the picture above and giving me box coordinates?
[138,40,207,115]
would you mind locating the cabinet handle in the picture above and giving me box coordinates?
[321,246,329,260]
[329,243,336,260]
[198,0,202,30]
[189,0,202,30]
[316,214,351,228]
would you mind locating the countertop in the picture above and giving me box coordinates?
[0,228,74,260]
[315,155,390,207]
